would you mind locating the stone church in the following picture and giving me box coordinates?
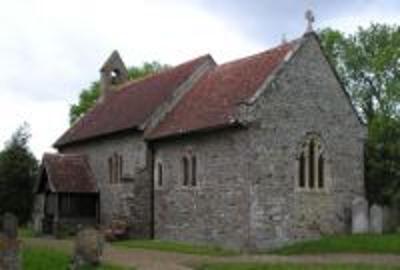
[33,28,366,250]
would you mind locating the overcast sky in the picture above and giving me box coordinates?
[1,0,399,158]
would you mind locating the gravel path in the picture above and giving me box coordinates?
[24,238,400,270]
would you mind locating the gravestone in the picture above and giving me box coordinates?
[383,205,399,233]
[70,227,104,269]
[32,194,45,233]
[352,197,369,234]
[3,213,18,239]
[370,204,383,234]
[0,213,21,270]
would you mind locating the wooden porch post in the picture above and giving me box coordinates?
[54,193,60,234]
[96,194,100,224]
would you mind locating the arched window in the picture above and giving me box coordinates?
[108,157,113,183]
[298,136,325,190]
[157,163,163,187]
[119,155,124,182]
[191,156,197,186]
[308,139,315,189]
[299,152,306,188]
[318,155,324,188]
[114,153,119,183]
[108,153,123,184]
[182,157,189,186]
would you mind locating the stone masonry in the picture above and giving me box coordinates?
[153,129,251,250]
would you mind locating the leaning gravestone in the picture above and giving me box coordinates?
[352,197,369,234]
[70,227,104,270]
[370,204,384,234]
[0,213,21,270]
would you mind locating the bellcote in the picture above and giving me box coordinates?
[99,50,129,102]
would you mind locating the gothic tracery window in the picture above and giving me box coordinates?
[298,136,325,190]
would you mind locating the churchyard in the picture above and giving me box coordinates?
[1,198,399,270]
[19,233,400,270]
[4,194,396,269]
[16,226,400,270]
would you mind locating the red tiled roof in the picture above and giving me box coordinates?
[146,42,295,140]
[54,55,213,147]
[36,153,97,193]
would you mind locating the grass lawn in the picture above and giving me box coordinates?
[114,239,238,256]
[19,227,35,238]
[272,234,400,255]
[196,263,400,270]
[22,246,134,270]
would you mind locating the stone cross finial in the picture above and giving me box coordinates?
[305,9,315,33]
[281,34,288,44]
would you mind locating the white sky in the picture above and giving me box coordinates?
[0,0,399,158]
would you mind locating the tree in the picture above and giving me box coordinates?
[69,61,168,124]
[366,114,400,204]
[319,25,400,122]
[0,123,38,223]
[319,24,400,204]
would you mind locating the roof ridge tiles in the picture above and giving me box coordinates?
[115,54,214,94]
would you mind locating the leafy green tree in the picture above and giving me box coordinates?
[366,115,400,204]
[70,61,168,124]
[320,25,400,122]
[319,24,400,204]
[0,123,38,224]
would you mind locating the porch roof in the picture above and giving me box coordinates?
[35,153,98,194]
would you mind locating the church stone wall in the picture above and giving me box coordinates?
[152,129,252,250]
[240,35,366,250]
[60,132,152,238]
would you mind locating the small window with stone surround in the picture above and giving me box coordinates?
[191,156,197,186]
[298,152,306,188]
[108,157,113,183]
[119,155,123,181]
[181,154,198,187]
[297,135,325,191]
[182,156,190,186]
[155,161,163,188]
[108,153,123,184]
